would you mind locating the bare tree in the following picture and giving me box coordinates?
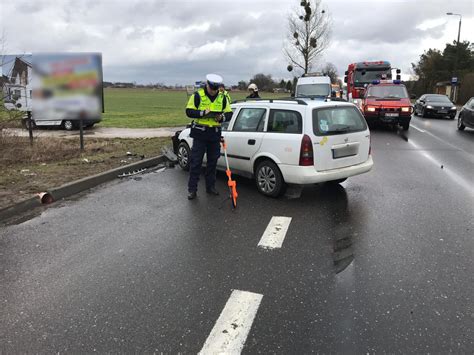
[285,0,331,75]
[320,62,338,84]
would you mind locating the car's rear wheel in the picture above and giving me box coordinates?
[62,120,75,131]
[177,142,191,171]
[457,114,466,131]
[255,160,284,197]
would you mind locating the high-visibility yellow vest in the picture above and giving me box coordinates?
[186,88,232,127]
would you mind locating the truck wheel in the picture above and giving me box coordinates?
[457,114,465,131]
[255,160,284,197]
[177,142,191,171]
[62,120,75,131]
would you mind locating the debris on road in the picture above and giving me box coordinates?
[118,168,148,178]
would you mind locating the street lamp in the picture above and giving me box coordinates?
[446,12,462,44]
[446,12,462,102]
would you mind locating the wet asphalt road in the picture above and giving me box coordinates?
[1,115,473,353]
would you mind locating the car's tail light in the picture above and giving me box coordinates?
[299,134,314,166]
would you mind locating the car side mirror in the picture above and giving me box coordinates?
[344,76,347,83]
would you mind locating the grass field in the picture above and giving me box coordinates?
[101,88,284,128]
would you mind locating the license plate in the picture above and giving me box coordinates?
[438,110,447,114]
[385,113,399,117]
[332,144,358,159]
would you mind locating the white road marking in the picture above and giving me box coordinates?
[410,124,425,132]
[258,216,292,249]
[407,139,474,197]
[200,290,263,354]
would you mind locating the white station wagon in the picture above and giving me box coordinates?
[174,99,373,197]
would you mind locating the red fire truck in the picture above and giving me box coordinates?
[344,61,400,104]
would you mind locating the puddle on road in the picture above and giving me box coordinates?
[333,225,355,274]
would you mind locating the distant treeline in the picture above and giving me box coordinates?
[103,82,186,89]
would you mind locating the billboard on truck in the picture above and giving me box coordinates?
[1,52,104,130]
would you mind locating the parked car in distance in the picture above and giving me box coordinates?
[413,94,457,119]
[174,99,373,197]
[457,97,474,131]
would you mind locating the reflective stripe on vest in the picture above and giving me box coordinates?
[186,88,229,127]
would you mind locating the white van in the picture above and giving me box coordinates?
[295,74,331,99]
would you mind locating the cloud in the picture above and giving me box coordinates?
[1,0,473,84]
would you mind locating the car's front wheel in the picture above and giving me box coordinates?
[23,118,36,130]
[255,160,284,197]
[457,114,466,131]
[421,108,427,118]
[177,142,191,171]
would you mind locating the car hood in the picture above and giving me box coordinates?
[365,98,411,107]
[425,101,454,107]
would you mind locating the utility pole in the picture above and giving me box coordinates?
[446,12,462,102]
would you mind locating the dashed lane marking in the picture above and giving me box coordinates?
[410,124,426,133]
[199,290,263,354]
[258,216,292,249]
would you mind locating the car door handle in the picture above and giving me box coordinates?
[248,139,256,145]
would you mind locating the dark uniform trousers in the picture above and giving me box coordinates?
[188,126,221,193]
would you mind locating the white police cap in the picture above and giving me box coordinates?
[206,73,223,87]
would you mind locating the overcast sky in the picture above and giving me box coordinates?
[1,0,473,85]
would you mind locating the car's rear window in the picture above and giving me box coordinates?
[313,106,367,136]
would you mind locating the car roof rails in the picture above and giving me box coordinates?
[325,97,348,102]
[233,98,308,105]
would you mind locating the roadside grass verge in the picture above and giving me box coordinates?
[100,88,284,128]
[0,133,170,209]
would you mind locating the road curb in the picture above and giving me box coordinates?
[0,155,167,224]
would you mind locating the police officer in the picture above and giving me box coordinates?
[219,83,232,105]
[185,74,232,200]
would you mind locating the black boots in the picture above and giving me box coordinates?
[206,187,220,196]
